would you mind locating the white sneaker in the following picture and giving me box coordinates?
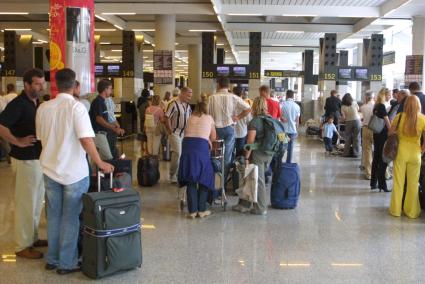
[169,176,178,184]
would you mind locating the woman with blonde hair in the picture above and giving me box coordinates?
[145,95,164,156]
[178,101,216,218]
[233,96,273,215]
[389,93,425,218]
[370,88,392,192]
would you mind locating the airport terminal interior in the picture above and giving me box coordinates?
[1,0,425,283]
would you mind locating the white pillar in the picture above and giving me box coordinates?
[412,17,425,85]
[154,14,176,96]
[188,44,202,103]
[355,43,363,101]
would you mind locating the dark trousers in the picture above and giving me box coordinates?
[324,137,333,152]
[106,130,118,159]
[371,133,388,190]
[187,183,208,213]
[235,136,247,158]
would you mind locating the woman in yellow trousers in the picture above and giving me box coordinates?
[389,93,425,218]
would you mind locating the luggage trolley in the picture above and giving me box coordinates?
[178,140,228,211]
[211,140,228,211]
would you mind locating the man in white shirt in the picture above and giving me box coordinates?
[36,68,114,274]
[208,77,251,182]
[359,91,375,180]
[281,90,301,163]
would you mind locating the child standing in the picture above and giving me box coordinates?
[322,116,342,154]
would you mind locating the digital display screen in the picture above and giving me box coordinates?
[233,66,246,77]
[355,68,368,80]
[107,65,121,76]
[217,66,230,77]
[95,64,104,76]
[338,68,352,80]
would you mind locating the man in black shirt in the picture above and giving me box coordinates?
[89,79,124,159]
[0,68,47,259]
[324,90,342,144]
[409,82,425,114]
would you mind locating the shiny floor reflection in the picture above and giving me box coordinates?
[1,136,424,283]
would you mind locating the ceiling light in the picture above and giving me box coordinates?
[95,28,116,32]
[46,29,50,31]
[37,40,48,43]
[111,49,122,52]
[4,28,31,31]
[189,29,216,32]
[32,42,44,44]
[276,31,304,34]
[100,42,111,45]
[144,40,151,44]
[282,14,318,17]
[144,50,153,52]
[217,43,224,46]
[271,44,294,47]
[217,15,222,23]
[228,13,263,16]
[175,43,179,45]
[95,14,106,21]
[113,25,123,30]
[151,43,156,47]
[102,13,136,15]
[132,29,155,32]
[0,12,29,15]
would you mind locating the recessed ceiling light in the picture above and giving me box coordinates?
[282,14,318,17]
[95,14,106,21]
[271,44,294,47]
[100,42,111,45]
[0,12,29,15]
[276,31,304,34]
[132,29,155,32]
[95,29,116,32]
[228,13,263,16]
[102,13,136,15]
[189,29,216,32]
[113,25,123,30]
[111,49,122,52]
[217,43,225,46]
[4,28,31,31]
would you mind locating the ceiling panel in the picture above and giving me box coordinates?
[221,0,387,6]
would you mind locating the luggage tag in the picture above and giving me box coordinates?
[112,187,125,193]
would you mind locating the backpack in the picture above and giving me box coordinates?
[259,115,288,153]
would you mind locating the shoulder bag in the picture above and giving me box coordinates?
[368,113,385,134]
[382,114,401,163]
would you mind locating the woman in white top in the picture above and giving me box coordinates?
[145,95,165,156]
[341,93,361,157]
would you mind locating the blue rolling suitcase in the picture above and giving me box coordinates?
[271,163,301,209]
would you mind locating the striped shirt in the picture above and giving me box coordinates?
[208,89,250,128]
[165,98,192,137]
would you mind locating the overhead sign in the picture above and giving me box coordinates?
[383,51,395,66]
[405,55,423,75]
[154,50,173,84]
[264,70,304,77]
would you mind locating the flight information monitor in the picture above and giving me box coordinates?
[95,64,105,77]
[338,68,352,80]
[107,65,121,77]
[355,68,369,80]
[217,66,230,77]
[232,66,247,77]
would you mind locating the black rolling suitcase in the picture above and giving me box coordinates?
[137,155,160,186]
[82,172,142,279]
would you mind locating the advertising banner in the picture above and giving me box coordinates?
[49,0,94,97]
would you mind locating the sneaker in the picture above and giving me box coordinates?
[187,212,197,219]
[16,247,43,259]
[232,204,250,213]
[250,208,267,215]
[169,176,178,184]
[198,210,212,218]
[56,267,81,275]
[45,263,57,271]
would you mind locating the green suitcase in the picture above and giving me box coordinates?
[82,173,142,279]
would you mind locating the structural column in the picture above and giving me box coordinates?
[154,14,176,96]
[412,17,425,85]
[188,44,202,103]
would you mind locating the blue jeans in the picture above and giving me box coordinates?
[44,175,89,269]
[324,137,333,152]
[216,126,235,182]
[186,183,208,213]
[286,133,297,163]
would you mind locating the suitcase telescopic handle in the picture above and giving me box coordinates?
[97,171,113,192]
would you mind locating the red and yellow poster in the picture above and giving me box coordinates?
[49,0,95,97]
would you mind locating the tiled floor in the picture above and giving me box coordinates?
[1,136,424,284]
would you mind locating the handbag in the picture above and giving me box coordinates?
[368,114,385,134]
[382,115,401,163]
